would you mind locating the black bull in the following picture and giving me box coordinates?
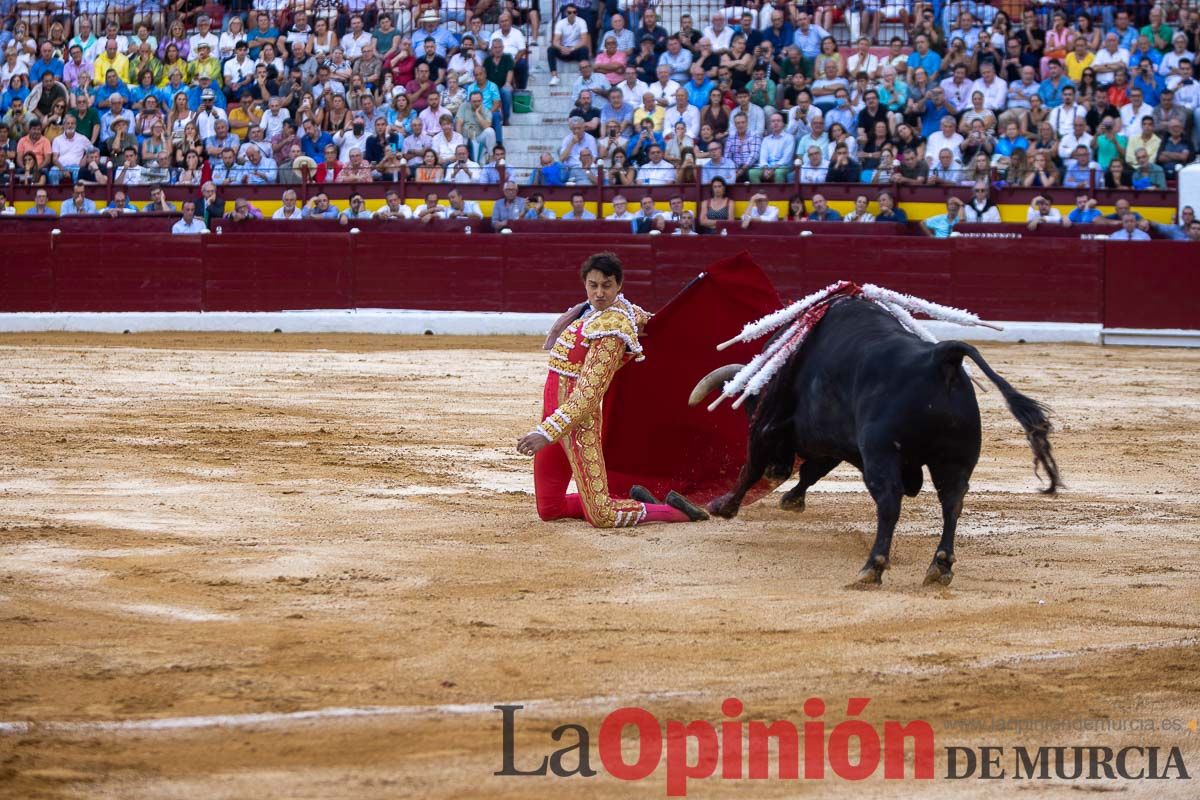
[689,296,1062,586]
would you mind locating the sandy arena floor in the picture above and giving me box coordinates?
[0,333,1198,799]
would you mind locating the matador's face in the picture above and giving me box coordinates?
[584,270,621,312]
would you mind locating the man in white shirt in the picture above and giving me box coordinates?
[444,144,482,183]
[415,191,448,222]
[446,187,484,218]
[1048,86,1085,137]
[340,15,372,60]
[648,63,681,108]
[924,115,964,167]
[171,200,209,234]
[1057,116,1094,161]
[740,193,779,226]
[1119,87,1156,137]
[939,64,973,112]
[617,66,649,106]
[259,96,291,139]
[662,88,699,140]
[797,146,828,183]
[272,189,304,219]
[222,43,256,101]
[702,12,734,53]
[1026,195,1063,229]
[636,144,675,184]
[605,194,634,220]
[845,37,880,79]
[334,113,371,161]
[375,189,414,219]
[187,15,220,63]
[970,62,1007,113]
[1092,33,1130,87]
[548,3,591,86]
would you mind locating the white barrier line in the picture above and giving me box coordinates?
[0,691,704,737]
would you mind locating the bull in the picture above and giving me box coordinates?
[688,295,1062,586]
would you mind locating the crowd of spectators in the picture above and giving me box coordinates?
[1,1,1197,193]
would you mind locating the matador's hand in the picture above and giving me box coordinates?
[517,431,551,456]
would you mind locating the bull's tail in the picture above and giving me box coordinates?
[936,341,1063,494]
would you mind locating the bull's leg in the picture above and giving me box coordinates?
[856,449,903,585]
[924,461,971,587]
[780,457,840,511]
[708,433,783,519]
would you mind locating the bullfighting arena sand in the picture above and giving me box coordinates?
[1,332,1198,799]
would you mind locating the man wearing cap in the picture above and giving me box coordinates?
[93,39,130,84]
[188,15,220,63]
[191,42,223,85]
[99,94,135,141]
[412,11,459,59]
[194,88,228,139]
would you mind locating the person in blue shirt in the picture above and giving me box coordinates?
[761,9,794,56]
[921,196,963,237]
[528,152,567,185]
[994,121,1029,159]
[245,16,278,60]
[412,11,460,58]
[28,43,65,82]
[682,64,713,109]
[791,12,827,61]
[25,189,57,216]
[299,118,334,161]
[60,182,97,214]
[875,191,908,223]
[806,193,842,221]
[907,34,941,78]
[302,192,341,219]
[1067,194,1104,224]
[1130,60,1165,105]
[1037,61,1074,108]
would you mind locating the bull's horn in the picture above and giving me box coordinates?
[688,365,745,407]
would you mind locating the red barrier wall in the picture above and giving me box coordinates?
[0,231,1195,331]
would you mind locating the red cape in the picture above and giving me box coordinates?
[603,252,782,504]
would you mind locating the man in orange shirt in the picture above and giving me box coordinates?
[17,120,58,183]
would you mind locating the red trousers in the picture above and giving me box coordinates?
[533,372,687,528]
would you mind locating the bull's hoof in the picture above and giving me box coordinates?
[779,490,806,512]
[854,555,888,585]
[707,494,740,519]
[923,551,956,587]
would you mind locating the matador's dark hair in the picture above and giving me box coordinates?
[580,252,624,284]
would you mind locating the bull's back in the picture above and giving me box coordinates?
[786,298,981,463]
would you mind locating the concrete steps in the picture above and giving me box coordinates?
[502,56,581,181]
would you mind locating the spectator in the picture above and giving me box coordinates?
[797,145,828,183]
[456,91,496,164]
[479,145,507,184]
[631,195,663,232]
[303,192,340,219]
[491,181,525,225]
[566,149,598,184]
[806,193,841,221]
[607,149,637,185]
[921,196,963,237]
[1156,119,1194,180]
[672,209,697,235]
[272,188,304,219]
[1109,213,1151,240]
[226,197,265,221]
[444,188,483,221]
[1125,116,1161,166]
[338,148,373,182]
[1068,194,1103,224]
[431,113,466,164]
[171,199,207,233]
[701,139,736,183]
[523,193,556,219]
[875,191,907,222]
[60,181,97,214]
[962,183,1001,222]
[1062,145,1100,189]
[444,144,481,183]
[143,185,176,213]
[1130,148,1166,190]
[374,189,413,220]
[635,143,674,184]
[723,112,760,182]
[549,4,592,87]
[605,194,634,220]
[1026,195,1065,229]
[843,194,875,223]
[561,192,596,220]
